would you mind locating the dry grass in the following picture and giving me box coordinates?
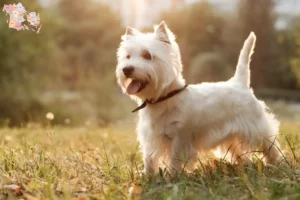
[0,121,300,199]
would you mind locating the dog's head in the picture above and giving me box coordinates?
[116,21,184,102]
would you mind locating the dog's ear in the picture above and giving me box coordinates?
[154,21,175,44]
[122,26,140,40]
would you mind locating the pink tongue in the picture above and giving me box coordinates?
[126,80,140,95]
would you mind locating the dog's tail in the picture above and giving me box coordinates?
[232,32,256,88]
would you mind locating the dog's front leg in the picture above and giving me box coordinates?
[138,126,160,175]
[170,136,191,173]
[142,150,159,175]
[143,152,154,175]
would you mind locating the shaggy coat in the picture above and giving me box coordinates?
[116,21,281,174]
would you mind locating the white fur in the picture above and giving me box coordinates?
[116,22,282,174]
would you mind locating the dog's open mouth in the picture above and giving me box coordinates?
[125,79,148,95]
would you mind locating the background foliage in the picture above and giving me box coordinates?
[163,0,299,88]
[0,0,299,126]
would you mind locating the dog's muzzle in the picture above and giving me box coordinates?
[123,66,134,77]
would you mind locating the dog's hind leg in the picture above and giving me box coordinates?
[214,138,251,164]
[259,110,282,164]
[262,136,281,164]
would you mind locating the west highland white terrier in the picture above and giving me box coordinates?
[116,21,282,174]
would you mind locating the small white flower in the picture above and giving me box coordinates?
[4,135,12,141]
[46,112,54,120]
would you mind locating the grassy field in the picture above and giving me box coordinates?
[0,121,300,199]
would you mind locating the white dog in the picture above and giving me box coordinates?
[116,21,282,174]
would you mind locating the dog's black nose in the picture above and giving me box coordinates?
[123,66,134,77]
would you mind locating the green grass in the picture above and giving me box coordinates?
[0,122,300,199]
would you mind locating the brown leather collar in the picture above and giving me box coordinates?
[132,85,188,113]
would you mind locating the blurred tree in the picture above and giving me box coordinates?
[279,16,300,88]
[0,0,61,126]
[238,0,297,88]
[188,52,233,83]
[161,2,224,79]
[57,0,122,89]
[57,0,125,123]
[0,0,126,126]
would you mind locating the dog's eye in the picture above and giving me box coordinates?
[126,55,130,59]
[142,50,152,60]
